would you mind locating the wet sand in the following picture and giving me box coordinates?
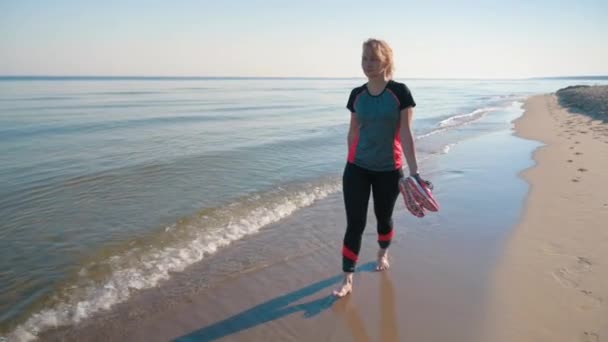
[484,89,608,341]
[37,194,492,342]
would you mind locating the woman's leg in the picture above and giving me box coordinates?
[371,169,401,270]
[341,163,372,271]
[334,163,371,297]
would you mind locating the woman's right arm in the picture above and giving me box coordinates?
[347,113,359,149]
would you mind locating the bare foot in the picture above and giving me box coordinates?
[333,273,353,298]
[376,248,390,271]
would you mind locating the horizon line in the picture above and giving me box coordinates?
[1,75,607,81]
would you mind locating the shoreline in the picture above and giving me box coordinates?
[484,91,608,341]
[31,109,538,341]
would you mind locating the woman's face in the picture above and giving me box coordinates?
[361,48,384,78]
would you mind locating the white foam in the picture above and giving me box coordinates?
[440,143,456,154]
[416,106,503,141]
[416,127,447,140]
[511,100,524,108]
[7,182,340,342]
[438,107,499,128]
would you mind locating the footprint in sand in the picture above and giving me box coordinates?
[582,331,599,342]
[553,257,603,308]
[575,141,580,144]
[578,168,588,172]
[553,267,579,288]
[570,147,575,150]
[575,152,583,155]
[567,160,573,163]
[578,257,592,267]
[580,290,604,306]
[552,257,592,288]
[572,178,581,183]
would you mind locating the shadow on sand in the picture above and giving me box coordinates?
[173,262,377,341]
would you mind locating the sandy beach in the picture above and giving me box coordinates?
[484,86,608,341]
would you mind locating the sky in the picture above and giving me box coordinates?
[1,0,607,78]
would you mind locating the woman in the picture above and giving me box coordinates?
[333,38,421,297]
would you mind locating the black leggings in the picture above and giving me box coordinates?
[341,162,402,272]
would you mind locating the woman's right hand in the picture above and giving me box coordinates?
[412,173,434,190]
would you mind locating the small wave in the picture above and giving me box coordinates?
[7,102,302,114]
[86,91,165,96]
[440,143,456,154]
[0,96,76,102]
[438,107,499,128]
[416,106,501,140]
[0,115,241,141]
[510,100,524,108]
[6,180,340,342]
[172,87,216,91]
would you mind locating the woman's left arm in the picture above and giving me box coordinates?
[399,106,418,176]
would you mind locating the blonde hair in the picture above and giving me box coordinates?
[363,38,395,79]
